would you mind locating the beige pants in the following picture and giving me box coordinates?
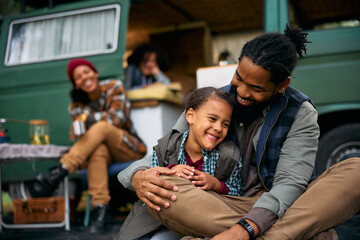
[60,121,144,205]
[150,158,360,239]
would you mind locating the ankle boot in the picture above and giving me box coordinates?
[89,204,108,233]
[27,164,69,198]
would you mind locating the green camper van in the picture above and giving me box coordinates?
[0,0,359,178]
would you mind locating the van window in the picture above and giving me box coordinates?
[289,0,359,30]
[5,4,120,66]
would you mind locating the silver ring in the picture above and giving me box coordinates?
[146,192,151,197]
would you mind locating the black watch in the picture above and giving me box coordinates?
[237,219,255,239]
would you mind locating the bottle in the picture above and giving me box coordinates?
[30,119,50,145]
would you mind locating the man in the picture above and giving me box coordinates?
[117,23,360,240]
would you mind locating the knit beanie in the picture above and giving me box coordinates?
[67,58,98,86]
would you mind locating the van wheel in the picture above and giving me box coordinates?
[315,123,360,175]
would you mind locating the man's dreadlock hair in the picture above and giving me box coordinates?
[239,23,310,84]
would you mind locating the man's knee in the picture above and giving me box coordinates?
[331,157,360,176]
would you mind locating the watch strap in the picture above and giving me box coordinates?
[237,219,255,239]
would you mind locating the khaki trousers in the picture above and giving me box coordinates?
[60,121,144,205]
[149,158,360,239]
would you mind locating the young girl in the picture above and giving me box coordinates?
[151,86,242,196]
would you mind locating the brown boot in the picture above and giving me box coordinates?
[312,228,339,240]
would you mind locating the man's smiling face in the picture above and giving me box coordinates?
[231,56,289,109]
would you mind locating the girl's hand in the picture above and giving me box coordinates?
[171,164,195,180]
[190,170,221,192]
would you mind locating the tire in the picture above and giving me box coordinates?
[315,123,360,175]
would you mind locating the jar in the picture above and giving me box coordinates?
[29,119,50,145]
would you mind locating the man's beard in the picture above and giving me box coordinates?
[232,93,267,124]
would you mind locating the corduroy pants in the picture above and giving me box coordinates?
[60,121,144,206]
[150,157,360,239]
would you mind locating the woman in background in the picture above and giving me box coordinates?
[125,44,170,90]
[29,58,147,233]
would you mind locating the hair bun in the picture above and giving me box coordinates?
[284,23,310,58]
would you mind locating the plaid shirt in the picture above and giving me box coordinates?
[68,79,146,155]
[151,131,242,196]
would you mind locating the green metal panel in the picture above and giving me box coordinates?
[1,158,80,182]
[1,158,60,182]
[306,27,360,57]
[278,0,288,32]
[264,0,360,117]
[316,103,360,116]
[264,0,288,32]
[291,52,360,105]
[0,0,130,145]
[290,27,360,109]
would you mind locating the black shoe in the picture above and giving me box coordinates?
[89,204,108,233]
[27,164,69,198]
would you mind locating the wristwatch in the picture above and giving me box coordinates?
[237,219,255,239]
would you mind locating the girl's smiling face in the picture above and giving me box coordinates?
[72,65,99,94]
[186,97,232,151]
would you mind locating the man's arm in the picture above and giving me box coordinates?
[117,111,188,189]
[117,154,152,190]
[117,111,189,210]
[252,101,319,218]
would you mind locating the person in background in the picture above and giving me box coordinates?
[117,23,360,240]
[28,58,147,233]
[124,44,170,90]
[117,87,242,240]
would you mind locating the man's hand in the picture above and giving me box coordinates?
[190,170,221,192]
[212,219,259,240]
[132,167,178,211]
[212,224,250,240]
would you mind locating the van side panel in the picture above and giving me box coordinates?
[0,0,130,145]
